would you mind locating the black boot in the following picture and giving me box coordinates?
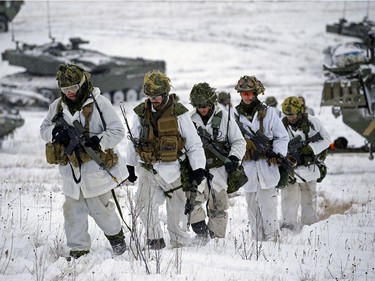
[191,220,209,238]
[147,238,166,250]
[106,229,126,255]
[69,250,89,260]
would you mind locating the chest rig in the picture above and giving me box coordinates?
[45,98,118,170]
[201,111,230,169]
[133,94,187,164]
[236,103,268,161]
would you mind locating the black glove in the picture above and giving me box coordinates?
[184,199,194,215]
[189,168,205,186]
[52,125,70,146]
[84,136,101,150]
[225,155,239,173]
[126,165,138,183]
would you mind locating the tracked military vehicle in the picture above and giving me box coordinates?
[326,17,375,42]
[0,37,166,107]
[321,23,375,158]
[0,0,24,32]
[0,104,24,148]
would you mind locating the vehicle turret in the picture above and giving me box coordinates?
[0,37,166,107]
[321,29,375,155]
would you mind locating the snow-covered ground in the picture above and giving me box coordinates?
[1,1,374,280]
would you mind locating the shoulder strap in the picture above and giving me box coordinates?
[256,103,268,133]
[211,110,222,141]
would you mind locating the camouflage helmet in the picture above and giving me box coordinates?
[281,96,303,115]
[265,96,278,107]
[218,91,230,103]
[143,70,171,96]
[189,82,217,107]
[235,75,265,95]
[56,64,91,88]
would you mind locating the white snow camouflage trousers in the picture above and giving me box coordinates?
[63,190,122,251]
[281,180,318,230]
[135,167,192,245]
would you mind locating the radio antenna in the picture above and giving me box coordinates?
[46,0,55,42]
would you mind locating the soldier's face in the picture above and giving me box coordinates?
[149,95,163,108]
[240,91,256,104]
[197,105,211,116]
[65,91,77,101]
[286,114,298,124]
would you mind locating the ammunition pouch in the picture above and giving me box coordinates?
[227,165,248,194]
[46,142,118,169]
[45,142,69,165]
[159,136,179,162]
[243,139,256,161]
[67,148,118,168]
[139,150,157,163]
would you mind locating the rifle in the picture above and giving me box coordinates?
[288,133,323,166]
[236,121,305,182]
[119,102,140,149]
[52,112,119,184]
[197,126,248,193]
[197,126,230,165]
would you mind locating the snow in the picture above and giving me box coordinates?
[1,1,375,280]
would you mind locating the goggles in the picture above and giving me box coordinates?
[148,94,164,100]
[240,91,256,97]
[60,75,86,95]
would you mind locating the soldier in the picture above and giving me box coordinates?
[188,83,246,239]
[125,70,206,249]
[40,64,129,259]
[298,96,315,116]
[217,91,232,111]
[265,96,282,118]
[280,97,330,231]
[234,75,289,241]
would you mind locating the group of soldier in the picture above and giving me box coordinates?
[40,64,331,259]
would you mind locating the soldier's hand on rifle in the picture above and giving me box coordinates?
[126,165,138,183]
[52,125,70,146]
[268,157,278,165]
[225,155,240,173]
[190,168,205,185]
[184,199,194,215]
[84,136,101,150]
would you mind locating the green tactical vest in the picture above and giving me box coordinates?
[133,94,187,164]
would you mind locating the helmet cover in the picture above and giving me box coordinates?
[143,70,171,96]
[235,75,265,95]
[189,82,217,107]
[56,64,90,88]
[281,96,303,115]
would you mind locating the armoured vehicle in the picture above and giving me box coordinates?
[0,104,24,147]
[326,17,375,42]
[0,37,166,107]
[0,1,24,32]
[321,21,375,158]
